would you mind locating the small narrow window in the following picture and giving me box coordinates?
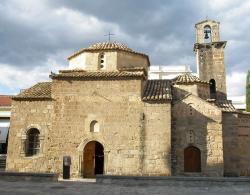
[26,128,40,156]
[186,130,195,144]
[90,120,100,132]
[99,53,105,70]
[188,103,193,116]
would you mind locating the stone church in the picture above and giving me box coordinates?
[6,20,250,178]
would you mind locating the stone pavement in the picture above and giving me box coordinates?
[0,180,250,195]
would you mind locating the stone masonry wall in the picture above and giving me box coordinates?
[222,112,240,176]
[172,94,224,176]
[69,51,148,72]
[45,78,171,178]
[6,100,53,172]
[47,79,143,177]
[142,103,171,176]
[173,84,210,101]
[237,112,250,176]
[6,78,172,178]
[198,45,227,100]
[117,51,149,71]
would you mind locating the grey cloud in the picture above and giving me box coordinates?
[0,0,249,96]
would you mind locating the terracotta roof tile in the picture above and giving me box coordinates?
[68,42,148,60]
[13,82,52,100]
[215,100,237,112]
[89,42,133,51]
[50,70,146,80]
[174,73,209,84]
[142,80,172,102]
[0,96,12,106]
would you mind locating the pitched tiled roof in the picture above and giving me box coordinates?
[173,73,209,84]
[13,82,52,100]
[50,70,146,80]
[0,96,12,106]
[142,80,172,102]
[68,41,148,60]
[215,100,237,112]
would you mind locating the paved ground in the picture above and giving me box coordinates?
[0,180,250,195]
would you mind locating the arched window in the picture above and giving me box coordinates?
[204,25,212,43]
[90,120,100,132]
[184,146,201,172]
[209,79,216,99]
[99,53,105,70]
[26,128,40,156]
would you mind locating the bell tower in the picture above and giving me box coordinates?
[194,20,227,100]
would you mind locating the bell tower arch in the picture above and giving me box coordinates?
[194,20,227,100]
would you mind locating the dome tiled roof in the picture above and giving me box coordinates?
[68,41,147,60]
[88,42,133,52]
[174,73,209,84]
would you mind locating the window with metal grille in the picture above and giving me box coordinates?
[26,128,40,156]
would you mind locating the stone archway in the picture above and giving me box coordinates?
[184,146,201,172]
[83,141,104,178]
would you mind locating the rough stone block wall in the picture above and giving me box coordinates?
[173,84,210,101]
[6,100,53,172]
[48,79,144,177]
[222,112,240,176]
[172,94,224,176]
[117,51,149,71]
[197,84,210,100]
[142,103,171,176]
[237,113,250,176]
[6,78,171,178]
[198,46,227,100]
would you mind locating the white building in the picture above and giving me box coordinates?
[0,95,11,169]
[228,96,246,110]
[149,65,192,80]
[149,65,246,110]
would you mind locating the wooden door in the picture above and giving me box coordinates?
[83,141,95,178]
[83,141,104,177]
[184,146,201,172]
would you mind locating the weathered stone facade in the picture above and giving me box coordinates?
[6,20,250,178]
[194,20,227,100]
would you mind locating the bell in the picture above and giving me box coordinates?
[204,31,209,39]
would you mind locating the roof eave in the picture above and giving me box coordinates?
[67,48,149,61]
[12,97,52,101]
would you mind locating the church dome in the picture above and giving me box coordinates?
[174,73,209,84]
[88,42,133,52]
[68,41,147,60]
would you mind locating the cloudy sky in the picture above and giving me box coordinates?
[0,0,249,98]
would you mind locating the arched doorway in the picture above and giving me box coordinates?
[184,146,201,172]
[209,79,216,99]
[83,141,104,178]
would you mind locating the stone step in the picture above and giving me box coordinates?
[0,171,58,182]
[96,175,250,186]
